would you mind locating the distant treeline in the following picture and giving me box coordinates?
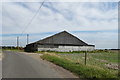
[0,46,120,52]
[1,46,24,50]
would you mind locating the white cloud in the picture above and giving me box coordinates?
[0,2,2,46]
[2,0,120,2]
[2,2,118,34]
[1,2,118,48]
[73,32,118,49]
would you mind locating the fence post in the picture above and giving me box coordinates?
[85,51,87,65]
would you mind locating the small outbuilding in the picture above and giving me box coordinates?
[25,31,95,52]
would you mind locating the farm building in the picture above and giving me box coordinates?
[25,31,95,52]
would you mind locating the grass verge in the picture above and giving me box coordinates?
[2,49,24,52]
[36,49,116,54]
[41,54,118,79]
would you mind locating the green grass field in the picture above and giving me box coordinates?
[57,52,118,67]
[40,50,119,78]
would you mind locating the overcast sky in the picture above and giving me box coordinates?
[1,1,118,49]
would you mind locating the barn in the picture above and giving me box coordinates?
[25,31,95,52]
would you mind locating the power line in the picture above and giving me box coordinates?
[21,0,45,36]
[19,0,45,46]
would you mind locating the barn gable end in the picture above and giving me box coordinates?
[36,31,88,46]
[25,31,95,52]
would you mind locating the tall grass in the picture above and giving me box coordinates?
[36,49,114,54]
[41,54,118,79]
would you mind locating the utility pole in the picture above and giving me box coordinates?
[17,36,19,49]
[27,34,29,45]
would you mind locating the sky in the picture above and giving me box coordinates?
[1,1,118,49]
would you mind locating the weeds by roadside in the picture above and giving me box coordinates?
[36,49,116,54]
[41,54,118,79]
[2,48,24,52]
